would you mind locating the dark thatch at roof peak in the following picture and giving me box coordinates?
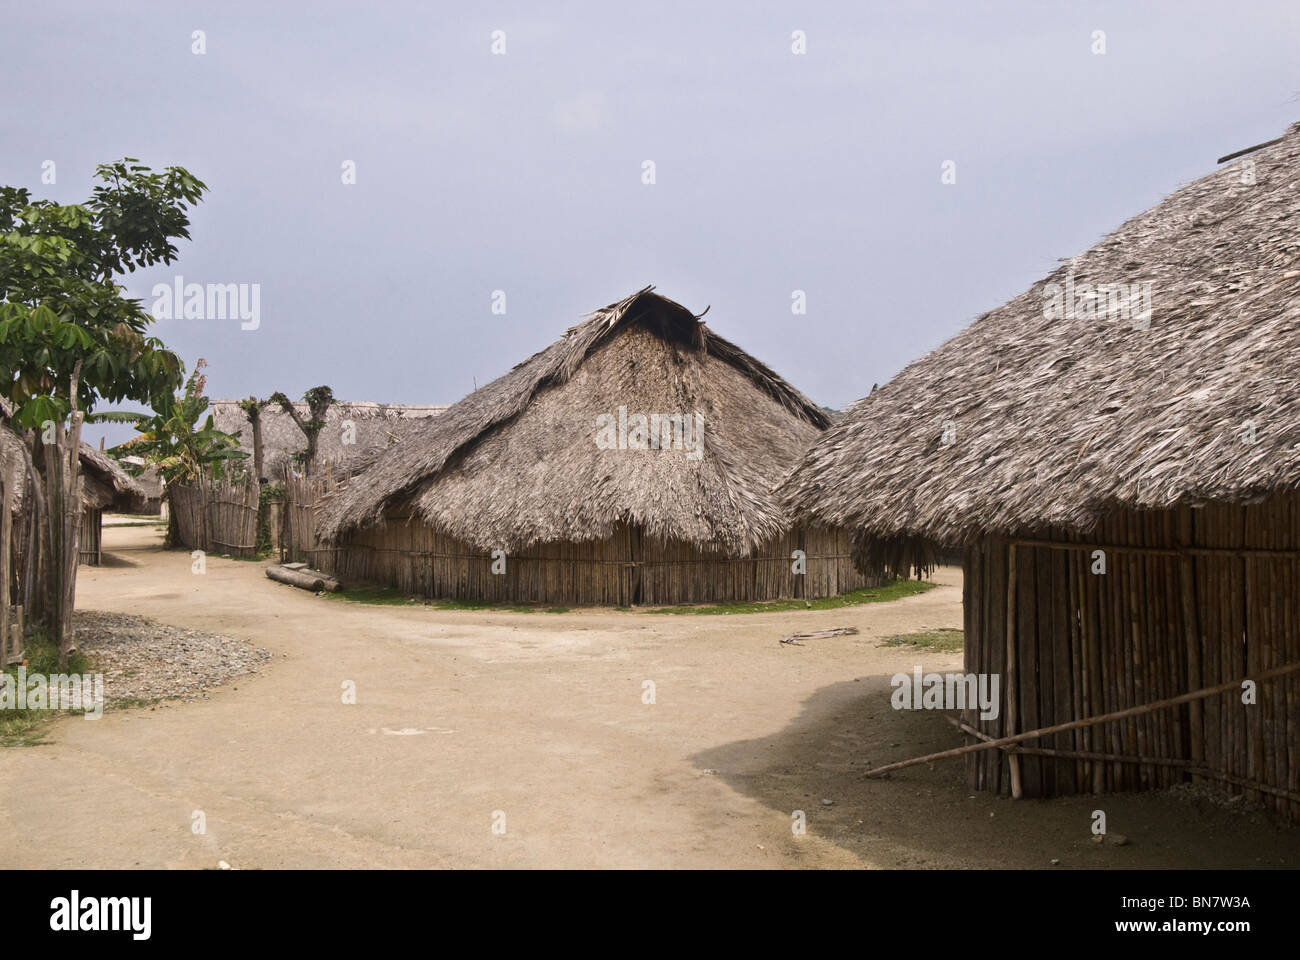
[783,121,1300,570]
[210,399,448,480]
[318,286,830,553]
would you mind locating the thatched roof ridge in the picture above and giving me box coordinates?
[210,399,448,479]
[783,122,1300,569]
[317,287,829,552]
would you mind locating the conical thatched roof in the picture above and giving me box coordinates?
[318,287,829,554]
[783,122,1300,572]
[210,400,448,480]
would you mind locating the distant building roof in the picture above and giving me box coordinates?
[209,400,448,480]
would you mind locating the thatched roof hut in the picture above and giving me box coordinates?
[1,435,143,513]
[786,122,1300,567]
[316,287,867,605]
[210,400,447,480]
[784,122,1300,818]
[1,432,145,564]
[78,445,146,514]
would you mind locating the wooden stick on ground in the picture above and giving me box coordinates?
[867,659,1300,780]
[780,626,858,646]
[942,715,1300,802]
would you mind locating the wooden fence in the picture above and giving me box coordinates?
[279,468,337,568]
[168,476,260,557]
[333,519,870,605]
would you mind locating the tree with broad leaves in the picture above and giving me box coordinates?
[0,159,206,662]
[114,360,247,486]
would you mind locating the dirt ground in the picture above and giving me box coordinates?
[1,524,1297,869]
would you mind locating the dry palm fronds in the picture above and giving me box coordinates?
[318,287,829,557]
[783,121,1300,577]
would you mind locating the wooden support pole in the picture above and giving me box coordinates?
[866,659,1300,779]
[1180,554,1205,782]
[1004,543,1023,799]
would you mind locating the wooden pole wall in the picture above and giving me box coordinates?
[962,495,1300,821]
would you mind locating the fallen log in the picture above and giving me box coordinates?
[266,564,340,593]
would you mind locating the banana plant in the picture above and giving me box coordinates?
[96,359,247,484]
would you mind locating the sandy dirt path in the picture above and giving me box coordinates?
[1,525,1296,869]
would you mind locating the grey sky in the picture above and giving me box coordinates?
[4,1,1297,448]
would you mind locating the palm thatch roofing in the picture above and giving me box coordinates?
[210,400,448,479]
[79,444,146,510]
[783,121,1300,573]
[0,431,144,512]
[119,457,163,499]
[318,286,830,555]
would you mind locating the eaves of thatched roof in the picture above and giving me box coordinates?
[210,399,449,479]
[783,122,1300,555]
[318,286,830,554]
[78,444,146,509]
[1,430,144,512]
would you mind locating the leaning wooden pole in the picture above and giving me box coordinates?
[865,659,1300,780]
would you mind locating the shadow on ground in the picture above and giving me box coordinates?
[98,552,141,568]
[692,677,1300,869]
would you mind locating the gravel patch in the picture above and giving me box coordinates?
[73,611,271,705]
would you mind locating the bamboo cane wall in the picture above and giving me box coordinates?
[168,477,260,557]
[330,518,870,605]
[77,508,102,565]
[963,495,1300,821]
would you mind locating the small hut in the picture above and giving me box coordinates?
[74,446,146,564]
[782,122,1300,818]
[119,457,164,516]
[0,433,144,566]
[211,400,448,481]
[318,287,868,605]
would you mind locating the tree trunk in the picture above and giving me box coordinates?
[250,410,265,481]
[35,363,85,668]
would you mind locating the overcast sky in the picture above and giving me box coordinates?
[4,1,1298,446]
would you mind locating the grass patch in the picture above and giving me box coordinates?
[644,578,935,615]
[326,586,535,613]
[325,585,411,606]
[881,628,964,652]
[226,549,274,562]
[1,635,97,747]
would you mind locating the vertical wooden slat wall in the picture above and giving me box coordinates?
[77,508,102,565]
[168,477,260,557]
[327,520,872,605]
[964,495,1300,821]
